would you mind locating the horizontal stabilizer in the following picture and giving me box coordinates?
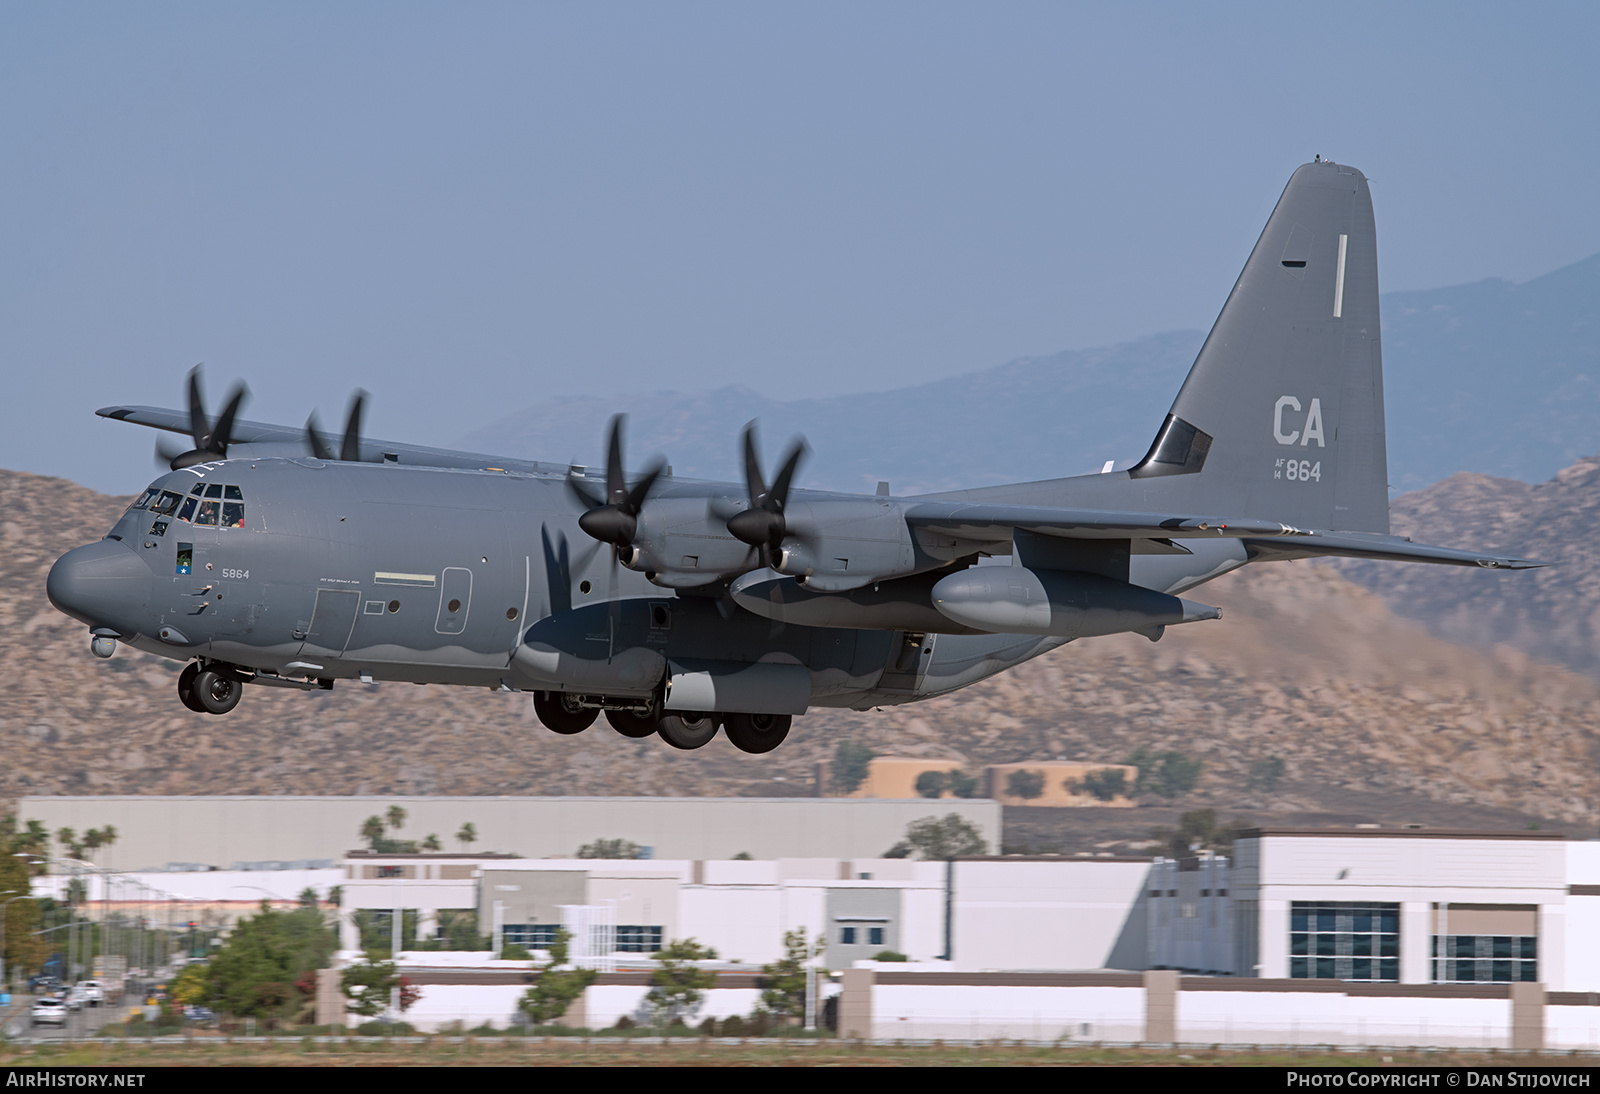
[1241,531,1547,569]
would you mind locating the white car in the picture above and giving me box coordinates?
[32,998,67,1027]
[79,980,104,1007]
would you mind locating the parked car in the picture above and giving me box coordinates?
[31,998,67,1027]
[79,980,104,1007]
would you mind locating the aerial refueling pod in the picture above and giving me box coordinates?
[930,566,1221,640]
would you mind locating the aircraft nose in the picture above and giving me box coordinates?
[47,539,152,631]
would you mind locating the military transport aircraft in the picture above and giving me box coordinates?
[47,160,1541,755]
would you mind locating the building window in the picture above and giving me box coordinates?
[840,927,857,945]
[503,924,561,948]
[1289,901,1399,982]
[1433,935,1537,983]
[616,926,662,953]
[868,927,884,946]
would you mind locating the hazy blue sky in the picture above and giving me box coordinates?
[4,2,1597,494]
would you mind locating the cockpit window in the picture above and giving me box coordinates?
[222,485,245,527]
[150,491,182,516]
[131,488,160,511]
[174,483,245,527]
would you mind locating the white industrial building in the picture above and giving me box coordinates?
[27,818,1600,1046]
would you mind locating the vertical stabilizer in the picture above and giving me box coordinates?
[1129,160,1389,533]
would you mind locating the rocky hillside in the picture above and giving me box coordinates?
[6,468,1599,850]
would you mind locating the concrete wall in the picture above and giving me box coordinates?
[951,859,1152,970]
[17,795,1000,868]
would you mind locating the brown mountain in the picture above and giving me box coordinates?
[5,468,1597,854]
[1336,456,1600,680]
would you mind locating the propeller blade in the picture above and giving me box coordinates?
[185,366,208,449]
[728,420,809,564]
[209,383,248,455]
[340,390,367,463]
[741,421,769,508]
[769,439,809,513]
[572,415,667,550]
[605,414,627,506]
[304,412,336,461]
[565,470,605,511]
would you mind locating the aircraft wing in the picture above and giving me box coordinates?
[901,500,1312,541]
[97,404,560,475]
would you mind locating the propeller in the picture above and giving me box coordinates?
[567,414,665,563]
[304,390,369,462]
[157,366,249,470]
[726,420,808,568]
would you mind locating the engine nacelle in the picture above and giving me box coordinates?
[930,566,1220,639]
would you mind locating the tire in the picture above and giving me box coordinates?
[656,711,720,751]
[533,691,598,735]
[722,712,792,755]
[177,662,207,714]
[193,668,242,715]
[606,709,659,739]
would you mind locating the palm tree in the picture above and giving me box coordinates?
[360,815,386,849]
[421,834,442,853]
[456,823,477,852]
[385,805,407,833]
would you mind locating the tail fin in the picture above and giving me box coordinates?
[1128,160,1388,533]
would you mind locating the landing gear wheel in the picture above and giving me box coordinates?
[534,691,598,735]
[722,712,792,754]
[606,709,659,739]
[177,662,207,714]
[656,712,720,750]
[193,667,242,715]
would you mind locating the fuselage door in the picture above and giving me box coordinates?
[299,589,360,659]
[435,567,473,635]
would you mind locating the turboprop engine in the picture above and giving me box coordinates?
[929,566,1221,641]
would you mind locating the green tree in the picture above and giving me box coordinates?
[205,899,339,1022]
[759,929,824,1020]
[947,770,979,798]
[342,952,401,1018]
[421,834,442,852]
[1005,769,1045,800]
[170,963,209,1005]
[830,740,877,794]
[456,822,478,852]
[1123,748,1203,799]
[647,939,719,1028]
[0,815,46,978]
[1150,809,1251,859]
[385,805,407,833]
[1071,767,1129,802]
[913,770,948,799]
[576,838,642,860]
[360,815,386,849]
[517,928,598,1026]
[896,813,988,860]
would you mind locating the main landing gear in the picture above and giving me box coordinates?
[177,661,243,715]
[532,693,793,754]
